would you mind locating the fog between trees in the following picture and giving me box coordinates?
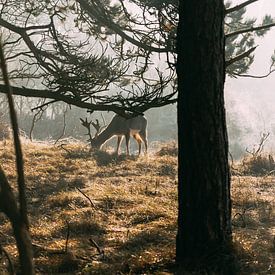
[225,0,275,158]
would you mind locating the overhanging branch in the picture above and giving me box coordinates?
[0,84,177,115]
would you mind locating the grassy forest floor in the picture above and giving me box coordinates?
[0,140,274,274]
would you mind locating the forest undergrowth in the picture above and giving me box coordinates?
[0,140,274,274]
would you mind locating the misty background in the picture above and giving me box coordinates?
[0,0,274,158]
[225,0,275,158]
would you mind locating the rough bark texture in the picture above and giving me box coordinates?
[176,0,232,270]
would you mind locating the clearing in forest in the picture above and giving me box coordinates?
[0,140,274,274]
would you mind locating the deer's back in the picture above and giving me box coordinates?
[109,115,147,134]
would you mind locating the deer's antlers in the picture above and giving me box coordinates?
[80,117,105,144]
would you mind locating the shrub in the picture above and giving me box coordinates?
[242,154,275,176]
[156,141,178,156]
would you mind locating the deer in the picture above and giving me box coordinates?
[81,114,148,155]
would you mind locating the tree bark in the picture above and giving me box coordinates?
[176,0,232,271]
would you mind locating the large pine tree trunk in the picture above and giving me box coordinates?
[176,0,232,270]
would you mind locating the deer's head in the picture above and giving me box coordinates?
[80,117,105,149]
[90,134,101,149]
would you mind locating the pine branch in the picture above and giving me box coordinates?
[226,46,257,67]
[76,0,171,53]
[232,69,275,79]
[225,0,259,15]
[226,22,275,39]
[0,84,177,116]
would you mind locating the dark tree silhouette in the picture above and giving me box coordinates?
[176,1,233,272]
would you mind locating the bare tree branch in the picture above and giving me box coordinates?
[246,132,270,157]
[54,105,69,145]
[29,99,47,141]
[232,55,275,78]
[232,68,275,78]
[225,0,259,15]
[76,187,95,208]
[0,84,177,116]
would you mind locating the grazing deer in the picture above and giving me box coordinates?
[81,115,148,155]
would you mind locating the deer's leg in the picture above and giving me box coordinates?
[139,130,148,154]
[125,133,130,155]
[116,136,123,155]
[133,134,142,156]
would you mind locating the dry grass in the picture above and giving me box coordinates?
[0,140,177,274]
[0,140,274,274]
[155,141,178,157]
[231,176,275,274]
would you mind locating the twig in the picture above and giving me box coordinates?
[57,143,72,154]
[229,151,234,167]
[231,69,275,79]
[255,132,270,155]
[246,132,270,157]
[54,105,69,145]
[76,187,95,208]
[29,106,45,141]
[31,99,58,111]
[89,238,104,256]
[65,220,70,253]
[263,169,275,178]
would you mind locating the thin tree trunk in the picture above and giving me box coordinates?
[0,42,29,229]
[176,0,232,271]
[0,169,34,274]
[0,42,34,274]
